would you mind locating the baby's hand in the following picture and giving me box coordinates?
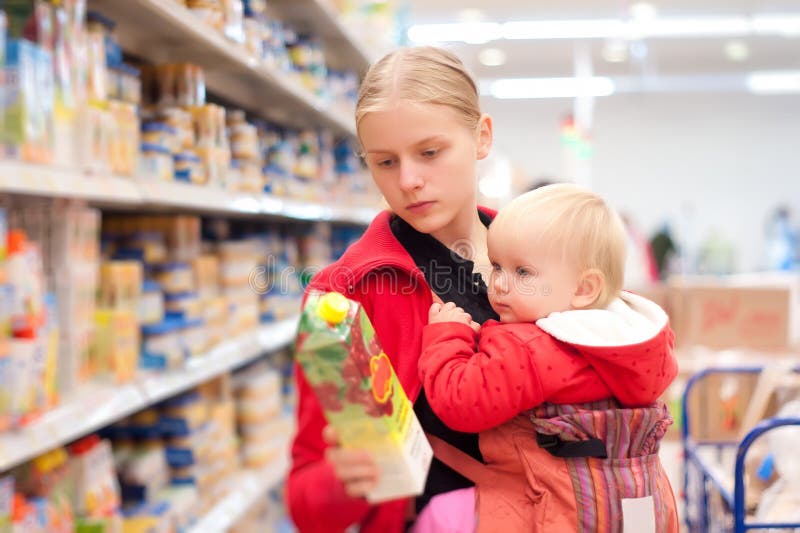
[429,302,480,333]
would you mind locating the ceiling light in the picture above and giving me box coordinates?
[503,19,623,40]
[407,22,502,45]
[637,17,750,38]
[724,40,750,62]
[484,77,615,99]
[602,40,628,63]
[752,14,800,36]
[630,2,658,22]
[408,14,800,44]
[478,47,507,67]
[746,71,800,94]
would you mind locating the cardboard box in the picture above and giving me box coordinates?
[671,347,800,442]
[668,277,796,351]
[628,282,671,316]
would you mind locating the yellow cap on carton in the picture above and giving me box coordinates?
[317,292,349,324]
[32,447,68,474]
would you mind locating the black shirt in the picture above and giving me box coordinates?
[390,211,498,513]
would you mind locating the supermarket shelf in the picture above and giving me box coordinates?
[278,197,379,225]
[188,436,292,533]
[137,180,263,215]
[268,0,377,73]
[0,162,381,224]
[88,0,357,137]
[0,317,299,472]
[0,381,145,472]
[0,161,141,205]
[138,316,299,405]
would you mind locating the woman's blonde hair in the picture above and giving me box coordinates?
[491,183,628,308]
[355,46,481,133]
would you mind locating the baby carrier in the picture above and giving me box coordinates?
[427,399,679,532]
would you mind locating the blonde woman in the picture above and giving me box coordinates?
[288,47,496,532]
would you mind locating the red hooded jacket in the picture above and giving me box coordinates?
[419,291,678,434]
[287,208,496,532]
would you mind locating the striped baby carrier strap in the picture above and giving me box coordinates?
[426,400,678,532]
[529,399,677,533]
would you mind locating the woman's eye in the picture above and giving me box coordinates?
[377,159,394,168]
[422,149,438,158]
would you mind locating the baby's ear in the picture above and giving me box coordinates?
[571,269,604,309]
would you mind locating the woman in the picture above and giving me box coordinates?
[287,46,495,533]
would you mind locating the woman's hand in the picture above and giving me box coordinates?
[323,425,380,498]
[429,301,481,333]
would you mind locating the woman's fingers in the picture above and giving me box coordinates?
[323,425,380,498]
[325,447,373,469]
[326,449,380,497]
[322,425,340,446]
[344,478,379,498]
[327,453,379,481]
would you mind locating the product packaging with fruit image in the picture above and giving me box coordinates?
[295,291,433,503]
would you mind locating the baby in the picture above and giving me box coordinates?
[417,184,679,532]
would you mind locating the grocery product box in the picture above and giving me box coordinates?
[668,276,797,351]
[628,281,670,311]
[669,346,800,442]
[295,291,432,503]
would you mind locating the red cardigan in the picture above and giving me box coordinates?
[419,320,678,433]
[287,208,497,533]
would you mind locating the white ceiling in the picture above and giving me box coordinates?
[404,1,800,83]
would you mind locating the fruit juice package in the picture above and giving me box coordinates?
[295,291,433,503]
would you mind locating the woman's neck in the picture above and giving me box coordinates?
[431,208,490,268]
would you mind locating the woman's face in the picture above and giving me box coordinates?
[359,100,492,237]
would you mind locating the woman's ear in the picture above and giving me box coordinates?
[571,269,605,309]
[476,113,493,160]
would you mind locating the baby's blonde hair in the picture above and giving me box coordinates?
[355,46,481,134]
[491,183,627,308]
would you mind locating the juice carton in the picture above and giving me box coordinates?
[295,291,432,503]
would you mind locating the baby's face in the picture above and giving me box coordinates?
[486,229,581,323]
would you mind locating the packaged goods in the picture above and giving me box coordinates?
[139,281,164,326]
[295,291,433,502]
[140,143,174,181]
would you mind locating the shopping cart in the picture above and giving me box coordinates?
[682,366,800,533]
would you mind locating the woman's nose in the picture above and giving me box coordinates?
[398,161,424,192]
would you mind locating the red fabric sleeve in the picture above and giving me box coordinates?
[419,321,678,435]
[420,322,618,432]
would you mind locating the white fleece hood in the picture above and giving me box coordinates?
[535,291,669,347]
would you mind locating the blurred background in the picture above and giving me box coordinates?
[406,0,800,277]
[0,1,798,532]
